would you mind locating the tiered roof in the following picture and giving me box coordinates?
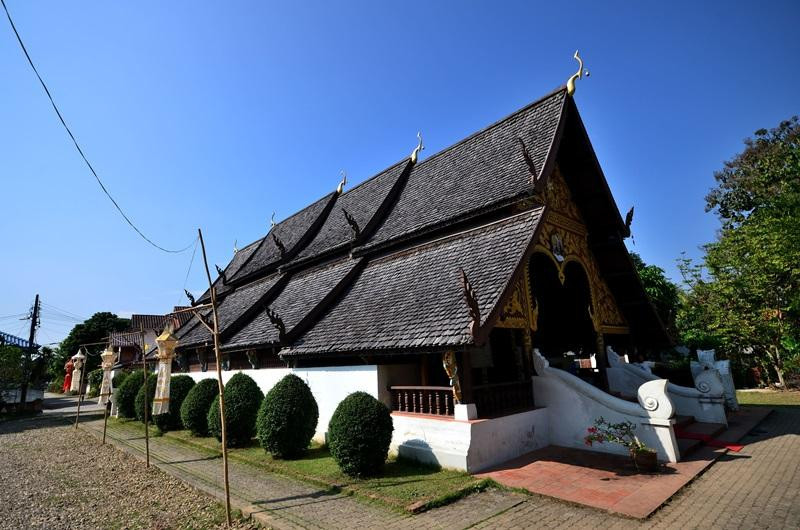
[177,87,668,359]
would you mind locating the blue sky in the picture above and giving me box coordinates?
[1,1,798,344]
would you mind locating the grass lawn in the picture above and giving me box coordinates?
[164,430,489,512]
[736,389,800,407]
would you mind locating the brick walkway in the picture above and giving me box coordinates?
[54,397,800,528]
[476,407,773,518]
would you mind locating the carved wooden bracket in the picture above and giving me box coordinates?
[215,265,228,285]
[184,289,196,306]
[517,137,538,186]
[272,233,287,257]
[460,268,481,340]
[342,208,361,240]
[264,306,287,343]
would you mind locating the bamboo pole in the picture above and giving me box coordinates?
[73,348,87,429]
[102,400,110,444]
[141,328,150,468]
[198,228,232,527]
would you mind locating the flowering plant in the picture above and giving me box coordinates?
[584,417,652,454]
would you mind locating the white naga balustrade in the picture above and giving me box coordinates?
[606,347,728,425]
[532,349,680,463]
[692,350,739,411]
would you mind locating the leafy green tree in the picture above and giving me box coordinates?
[630,252,680,338]
[49,312,129,379]
[0,345,25,393]
[678,117,800,386]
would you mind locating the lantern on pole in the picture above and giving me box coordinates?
[152,323,178,416]
[98,346,116,407]
[70,350,86,393]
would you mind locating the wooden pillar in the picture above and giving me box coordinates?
[458,350,473,404]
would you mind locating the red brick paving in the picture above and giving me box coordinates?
[477,407,773,518]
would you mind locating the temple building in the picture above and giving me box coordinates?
[171,83,698,471]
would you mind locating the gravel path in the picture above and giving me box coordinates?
[0,414,258,530]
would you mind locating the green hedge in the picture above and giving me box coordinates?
[154,375,195,432]
[115,370,145,419]
[180,378,218,436]
[328,392,393,477]
[134,373,158,423]
[208,373,263,447]
[112,370,131,389]
[256,374,318,458]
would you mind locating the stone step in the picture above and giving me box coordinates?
[676,421,728,457]
[677,437,703,457]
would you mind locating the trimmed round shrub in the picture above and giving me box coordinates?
[328,392,393,477]
[134,373,158,423]
[256,374,318,458]
[154,375,196,432]
[112,370,131,389]
[181,378,219,436]
[115,370,145,419]
[207,373,263,447]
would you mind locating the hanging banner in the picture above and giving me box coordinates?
[152,323,178,416]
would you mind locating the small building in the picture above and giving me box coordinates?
[111,309,191,370]
[174,84,683,471]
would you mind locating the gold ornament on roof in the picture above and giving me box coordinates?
[566,50,589,96]
[337,170,347,195]
[410,132,424,164]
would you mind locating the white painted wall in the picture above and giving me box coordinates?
[390,407,549,473]
[186,365,379,441]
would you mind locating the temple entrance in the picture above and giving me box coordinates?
[529,253,597,372]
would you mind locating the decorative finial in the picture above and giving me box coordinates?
[233,239,238,254]
[625,206,635,245]
[215,264,227,285]
[337,170,347,195]
[410,132,424,164]
[184,289,196,306]
[270,212,276,229]
[264,306,287,342]
[566,50,588,96]
[342,208,361,240]
[459,268,481,340]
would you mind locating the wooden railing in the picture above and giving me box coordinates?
[390,386,454,417]
[472,380,534,419]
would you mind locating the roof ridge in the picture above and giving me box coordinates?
[371,207,544,265]
[411,86,567,169]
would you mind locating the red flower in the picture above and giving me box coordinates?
[584,439,592,446]
[588,427,598,433]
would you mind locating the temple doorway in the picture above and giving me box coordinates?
[529,253,597,368]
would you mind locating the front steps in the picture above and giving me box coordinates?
[674,414,727,458]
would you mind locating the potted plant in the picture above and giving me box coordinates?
[584,417,659,472]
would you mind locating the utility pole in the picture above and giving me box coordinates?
[20,294,40,406]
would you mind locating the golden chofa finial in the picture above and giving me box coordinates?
[410,132,424,164]
[337,170,347,195]
[566,50,589,96]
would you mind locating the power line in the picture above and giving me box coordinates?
[1,0,195,254]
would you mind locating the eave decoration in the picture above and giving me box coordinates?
[459,268,481,340]
[442,351,462,404]
[533,167,628,335]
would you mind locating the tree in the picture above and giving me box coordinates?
[49,312,129,379]
[679,117,800,386]
[630,252,680,338]
[0,345,25,394]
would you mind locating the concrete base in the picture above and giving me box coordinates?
[454,403,477,421]
[391,407,549,473]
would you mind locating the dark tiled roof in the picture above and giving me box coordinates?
[109,331,141,347]
[180,273,285,347]
[291,161,409,265]
[231,193,336,282]
[361,90,564,250]
[130,314,168,331]
[282,209,543,357]
[224,257,361,350]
